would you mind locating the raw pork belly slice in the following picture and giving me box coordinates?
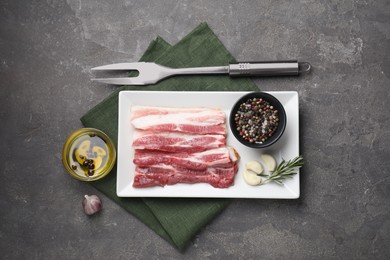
[133,147,238,171]
[132,132,226,153]
[133,164,239,188]
[131,106,226,120]
[131,106,226,135]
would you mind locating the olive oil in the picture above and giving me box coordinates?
[69,135,110,178]
[62,128,116,181]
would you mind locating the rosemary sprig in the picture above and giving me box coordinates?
[259,155,304,185]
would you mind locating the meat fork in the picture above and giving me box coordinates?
[91,61,311,85]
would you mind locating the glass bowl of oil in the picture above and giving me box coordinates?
[62,128,116,181]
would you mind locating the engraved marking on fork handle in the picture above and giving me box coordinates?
[229,61,304,77]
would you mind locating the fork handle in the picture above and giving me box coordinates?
[229,61,310,76]
[171,61,310,77]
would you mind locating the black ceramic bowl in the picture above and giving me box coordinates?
[229,92,287,148]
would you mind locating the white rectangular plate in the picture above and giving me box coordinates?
[117,91,299,198]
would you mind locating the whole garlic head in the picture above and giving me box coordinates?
[82,195,102,215]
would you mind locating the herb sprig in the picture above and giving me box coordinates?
[258,155,304,185]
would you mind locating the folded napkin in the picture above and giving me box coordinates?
[81,23,258,251]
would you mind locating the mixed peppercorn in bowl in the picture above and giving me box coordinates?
[229,92,287,148]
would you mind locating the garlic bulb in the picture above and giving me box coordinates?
[82,195,102,215]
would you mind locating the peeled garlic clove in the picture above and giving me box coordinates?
[243,169,262,186]
[92,145,107,157]
[82,195,102,215]
[245,160,263,174]
[93,156,103,170]
[261,154,276,171]
[75,140,91,164]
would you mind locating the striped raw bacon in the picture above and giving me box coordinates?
[132,132,226,153]
[133,147,238,171]
[133,164,238,188]
[131,106,226,135]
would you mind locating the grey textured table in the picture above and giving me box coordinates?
[1,1,389,259]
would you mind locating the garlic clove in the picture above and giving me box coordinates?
[93,156,103,170]
[82,195,102,215]
[92,145,107,157]
[243,169,262,186]
[245,160,263,174]
[261,154,276,171]
[75,140,91,164]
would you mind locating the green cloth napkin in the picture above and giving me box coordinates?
[81,23,258,251]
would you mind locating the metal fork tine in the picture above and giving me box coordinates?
[91,62,168,85]
[91,78,146,85]
[91,62,146,71]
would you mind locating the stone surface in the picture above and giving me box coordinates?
[1,0,389,259]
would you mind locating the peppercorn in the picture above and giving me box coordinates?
[235,98,279,144]
[88,169,95,176]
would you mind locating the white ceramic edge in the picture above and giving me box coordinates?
[116,91,300,199]
[116,91,127,197]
